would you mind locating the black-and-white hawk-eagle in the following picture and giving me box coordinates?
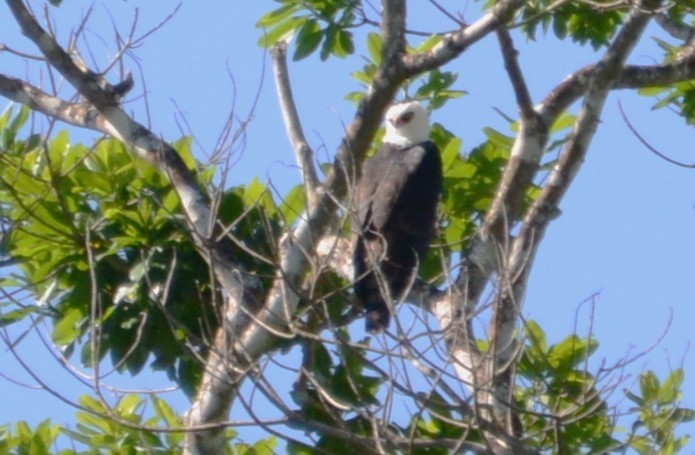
[353,100,443,332]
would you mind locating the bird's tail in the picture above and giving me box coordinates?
[354,240,391,332]
[355,268,391,333]
[364,300,390,333]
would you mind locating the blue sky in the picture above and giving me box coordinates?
[1,0,694,450]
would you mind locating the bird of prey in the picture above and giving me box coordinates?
[353,100,443,332]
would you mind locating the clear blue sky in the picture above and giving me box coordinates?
[2,0,694,450]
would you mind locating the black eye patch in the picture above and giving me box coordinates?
[399,111,415,124]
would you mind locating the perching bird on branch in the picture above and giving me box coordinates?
[353,100,443,333]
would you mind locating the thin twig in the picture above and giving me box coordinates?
[618,99,695,168]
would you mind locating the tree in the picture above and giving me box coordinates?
[0,0,693,453]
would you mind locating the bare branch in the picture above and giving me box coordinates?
[0,74,102,129]
[654,13,693,40]
[184,2,417,450]
[539,53,695,126]
[618,99,695,168]
[7,0,123,108]
[403,0,524,76]
[496,28,535,120]
[513,0,661,280]
[271,42,320,209]
[427,0,466,26]
[453,26,547,312]
[2,4,258,314]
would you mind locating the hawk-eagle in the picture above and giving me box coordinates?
[353,100,443,332]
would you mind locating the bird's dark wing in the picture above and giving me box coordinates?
[353,141,442,332]
[355,142,431,232]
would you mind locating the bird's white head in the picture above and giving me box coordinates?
[383,100,431,147]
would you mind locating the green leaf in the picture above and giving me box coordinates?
[279,184,306,225]
[670,407,695,423]
[366,32,382,65]
[415,34,443,52]
[334,29,354,58]
[258,16,306,48]
[75,411,112,435]
[172,136,196,170]
[287,441,315,455]
[256,3,299,28]
[151,395,180,427]
[446,161,476,178]
[243,177,277,215]
[525,319,547,353]
[0,306,41,327]
[441,137,462,170]
[624,388,644,406]
[293,19,323,61]
[444,217,468,250]
[8,105,31,138]
[51,307,84,345]
[638,86,667,97]
[344,91,365,105]
[547,335,598,371]
[483,127,513,148]
[550,112,577,133]
[249,437,278,455]
[115,394,143,417]
[658,369,683,405]
[640,371,660,404]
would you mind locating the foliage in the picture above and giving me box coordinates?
[257,0,359,60]
[0,394,276,454]
[0,106,214,395]
[0,420,65,455]
[636,36,695,125]
[346,32,465,108]
[625,369,695,454]
[520,0,625,49]
[0,106,301,398]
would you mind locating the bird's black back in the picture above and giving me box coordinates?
[353,140,443,332]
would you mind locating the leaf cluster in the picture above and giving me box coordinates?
[288,333,382,452]
[0,107,221,395]
[515,320,694,453]
[520,0,625,49]
[625,369,694,454]
[0,107,300,397]
[347,33,465,109]
[0,394,277,454]
[257,0,360,61]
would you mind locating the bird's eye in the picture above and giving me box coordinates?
[399,111,415,124]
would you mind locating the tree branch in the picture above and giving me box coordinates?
[511,0,662,316]
[618,99,695,168]
[539,54,695,125]
[381,0,408,71]
[456,0,662,444]
[3,0,227,254]
[654,13,693,40]
[403,0,524,76]
[271,42,320,210]
[184,2,417,451]
[453,27,547,318]
[0,74,102,129]
[496,28,535,120]
[7,0,120,109]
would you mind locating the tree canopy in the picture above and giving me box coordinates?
[0,0,694,454]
